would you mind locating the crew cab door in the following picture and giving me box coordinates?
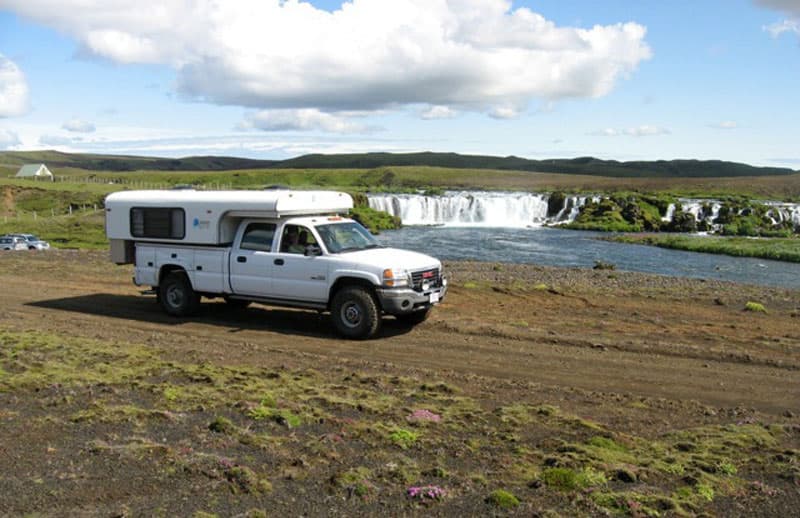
[229,221,276,296]
[270,224,330,302]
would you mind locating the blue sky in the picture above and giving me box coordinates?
[0,0,798,168]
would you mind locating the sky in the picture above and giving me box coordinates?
[0,0,798,168]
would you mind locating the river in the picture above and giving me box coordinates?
[374,226,800,289]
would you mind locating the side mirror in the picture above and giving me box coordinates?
[304,244,322,256]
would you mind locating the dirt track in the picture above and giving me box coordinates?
[1,250,798,418]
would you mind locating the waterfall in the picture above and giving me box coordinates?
[368,191,586,227]
[764,202,800,228]
[367,192,800,230]
[662,204,676,222]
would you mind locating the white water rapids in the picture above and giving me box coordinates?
[367,191,590,227]
[368,192,800,229]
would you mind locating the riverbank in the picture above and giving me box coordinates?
[608,234,800,263]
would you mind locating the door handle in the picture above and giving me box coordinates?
[237,256,247,263]
[274,258,284,266]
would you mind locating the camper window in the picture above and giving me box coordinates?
[130,207,185,239]
[240,222,277,252]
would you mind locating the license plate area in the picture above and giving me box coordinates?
[429,292,440,304]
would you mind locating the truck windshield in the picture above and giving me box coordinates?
[316,222,383,253]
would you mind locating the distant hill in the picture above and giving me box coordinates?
[1,150,796,178]
[0,150,278,171]
[278,152,797,178]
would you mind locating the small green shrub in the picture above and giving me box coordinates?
[542,467,607,490]
[542,467,578,490]
[208,416,235,434]
[744,301,767,313]
[587,436,628,452]
[696,483,715,501]
[486,489,520,508]
[389,428,419,449]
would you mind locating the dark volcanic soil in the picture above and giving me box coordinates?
[1,250,798,516]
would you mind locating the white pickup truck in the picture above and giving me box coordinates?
[104,189,446,339]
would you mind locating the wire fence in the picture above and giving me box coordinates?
[1,204,102,223]
[2,177,236,223]
[50,175,234,190]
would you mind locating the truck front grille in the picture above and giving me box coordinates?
[411,268,441,291]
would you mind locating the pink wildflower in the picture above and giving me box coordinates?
[406,409,442,423]
[407,485,446,501]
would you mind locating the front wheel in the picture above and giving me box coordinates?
[159,272,201,317]
[331,286,381,339]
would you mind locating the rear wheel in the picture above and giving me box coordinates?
[159,272,200,316]
[331,286,381,339]
[396,307,431,326]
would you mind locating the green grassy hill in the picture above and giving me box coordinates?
[0,150,278,172]
[1,150,796,177]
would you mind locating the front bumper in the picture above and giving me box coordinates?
[376,282,447,315]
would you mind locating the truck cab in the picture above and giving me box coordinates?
[105,190,446,339]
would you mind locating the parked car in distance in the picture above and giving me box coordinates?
[0,236,28,251]
[5,233,51,250]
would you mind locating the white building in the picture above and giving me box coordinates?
[15,163,54,181]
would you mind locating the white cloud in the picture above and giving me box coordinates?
[764,18,800,37]
[62,118,96,132]
[758,0,800,39]
[489,105,522,119]
[589,128,621,137]
[590,125,669,137]
[710,121,737,129]
[420,105,458,120]
[625,125,669,137]
[0,128,21,149]
[0,53,29,117]
[3,0,651,120]
[39,134,74,146]
[239,109,374,133]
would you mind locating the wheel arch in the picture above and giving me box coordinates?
[158,264,189,287]
[328,275,379,310]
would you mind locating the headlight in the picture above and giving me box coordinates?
[382,268,411,288]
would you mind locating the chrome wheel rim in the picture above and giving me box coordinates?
[166,285,184,308]
[341,302,362,328]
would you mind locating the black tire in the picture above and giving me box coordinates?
[396,307,431,326]
[159,271,200,317]
[331,286,381,339]
[224,297,251,309]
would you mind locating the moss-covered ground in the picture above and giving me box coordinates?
[1,327,797,516]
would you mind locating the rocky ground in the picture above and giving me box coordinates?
[0,250,798,516]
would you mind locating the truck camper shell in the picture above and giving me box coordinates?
[105,189,353,264]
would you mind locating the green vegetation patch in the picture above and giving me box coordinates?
[744,301,768,313]
[486,489,520,508]
[609,234,800,263]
